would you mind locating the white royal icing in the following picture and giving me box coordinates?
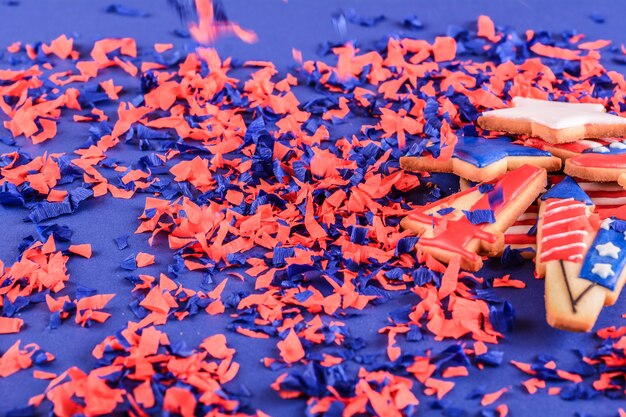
[481,97,626,130]
[601,218,614,230]
[610,141,626,150]
[595,241,621,259]
[591,263,615,279]
[590,141,607,149]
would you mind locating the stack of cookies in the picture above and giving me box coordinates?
[400,97,626,332]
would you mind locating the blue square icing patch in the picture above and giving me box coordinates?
[579,218,626,290]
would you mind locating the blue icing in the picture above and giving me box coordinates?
[583,140,626,155]
[540,176,593,205]
[451,136,552,168]
[579,217,626,290]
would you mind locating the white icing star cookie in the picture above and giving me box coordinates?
[478,97,626,144]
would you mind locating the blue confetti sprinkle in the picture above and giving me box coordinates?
[106,3,150,17]
[462,209,495,225]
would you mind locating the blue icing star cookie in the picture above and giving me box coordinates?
[583,139,626,155]
[401,136,562,182]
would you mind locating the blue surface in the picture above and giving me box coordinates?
[0,1,625,416]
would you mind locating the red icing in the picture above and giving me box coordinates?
[568,153,626,169]
[409,212,497,262]
[523,138,614,155]
[504,235,535,245]
[539,198,591,263]
[409,165,544,264]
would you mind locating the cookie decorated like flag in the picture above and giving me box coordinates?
[537,178,626,331]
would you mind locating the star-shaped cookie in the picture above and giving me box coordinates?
[478,97,626,144]
[400,136,561,182]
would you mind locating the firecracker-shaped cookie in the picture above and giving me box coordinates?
[400,136,561,183]
[536,177,596,278]
[478,97,626,144]
[401,164,547,271]
[536,178,626,331]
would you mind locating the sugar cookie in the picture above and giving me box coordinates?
[401,165,547,271]
[522,137,619,160]
[400,136,561,182]
[563,144,626,186]
[502,177,626,257]
[478,97,626,144]
[542,216,626,332]
[535,177,595,278]
[400,137,561,182]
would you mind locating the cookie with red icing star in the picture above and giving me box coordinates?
[401,164,547,271]
[478,97,626,144]
[563,142,626,189]
[400,136,561,182]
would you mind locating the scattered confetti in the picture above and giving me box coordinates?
[1,4,626,415]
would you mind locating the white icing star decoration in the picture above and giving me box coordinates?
[596,242,621,259]
[601,218,614,231]
[478,97,626,144]
[592,146,610,153]
[609,141,626,150]
[592,263,615,279]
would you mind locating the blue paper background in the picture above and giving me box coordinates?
[0,1,625,415]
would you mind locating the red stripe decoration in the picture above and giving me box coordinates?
[539,198,590,263]
[504,205,537,246]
